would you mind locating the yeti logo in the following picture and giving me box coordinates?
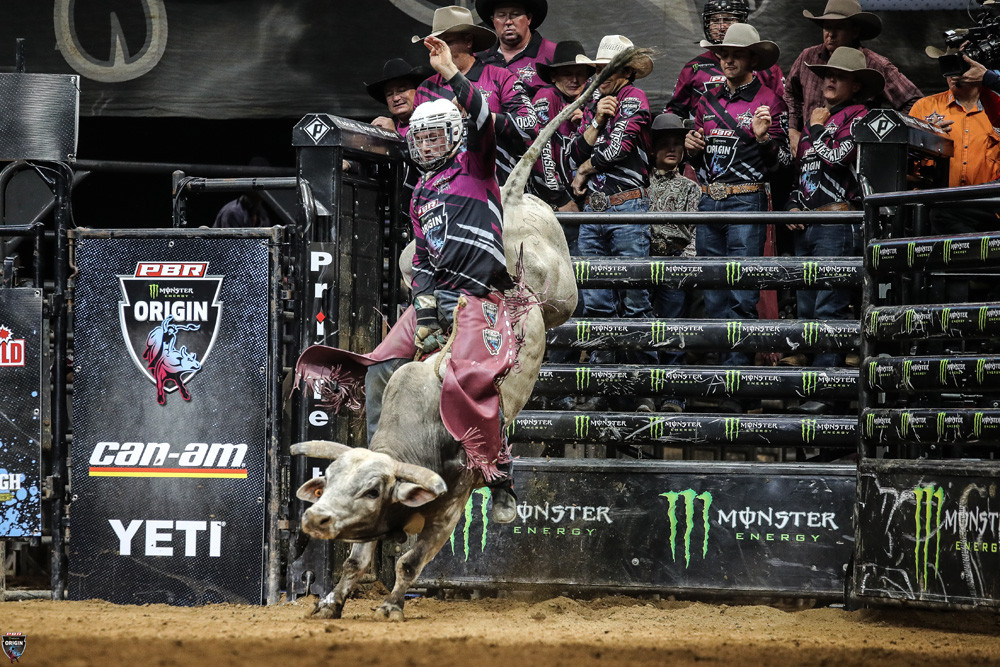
[119,262,223,405]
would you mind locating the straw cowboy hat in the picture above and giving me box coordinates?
[575,35,654,79]
[806,46,885,100]
[364,59,434,103]
[411,6,497,52]
[476,0,548,30]
[924,45,960,59]
[803,0,882,42]
[537,41,595,84]
[700,24,780,71]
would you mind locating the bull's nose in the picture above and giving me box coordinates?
[302,508,335,536]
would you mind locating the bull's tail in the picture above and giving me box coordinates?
[499,46,654,213]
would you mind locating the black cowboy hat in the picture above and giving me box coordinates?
[476,0,548,30]
[651,113,690,135]
[537,41,595,85]
[364,58,434,103]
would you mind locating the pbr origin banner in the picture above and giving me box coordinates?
[0,2,972,119]
[0,288,43,537]
[69,231,274,605]
[420,459,855,597]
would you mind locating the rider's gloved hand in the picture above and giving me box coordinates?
[414,294,448,354]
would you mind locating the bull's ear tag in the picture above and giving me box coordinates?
[296,477,325,503]
[394,482,440,508]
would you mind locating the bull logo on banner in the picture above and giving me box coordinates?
[118,262,223,405]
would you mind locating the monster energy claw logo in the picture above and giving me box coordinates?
[801,419,817,443]
[867,310,879,334]
[803,322,819,346]
[899,411,911,438]
[149,283,159,298]
[449,488,491,561]
[651,321,668,345]
[940,308,951,333]
[936,412,946,437]
[803,261,819,286]
[974,411,984,438]
[649,416,665,439]
[867,361,878,389]
[724,417,740,441]
[912,485,944,591]
[724,370,741,394]
[979,306,989,331]
[976,358,986,384]
[902,359,914,388]
[871,243,881,270]
[575,366,591,391]
[651,368,667,392]
[938,359,948,386]
[982,235,990,261]
[726,261,743,285]
[802,371,819,396]
[726,321,742,347]
[659,489,712,568]
[904,309,915,333]
[907,241,915,267]
[651,261,667,285]
[574,260,591,282]
[943,239,953,264]
[574,414,590,438]
[865,412,876,438]
[576,320,592,342]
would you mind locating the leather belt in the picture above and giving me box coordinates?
[586,187,646,212]
[702,182,765,201]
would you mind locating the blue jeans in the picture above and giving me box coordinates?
[651,258,688,366]
[696,191,768,366]
[579,196,656,365]
[794,223,860,367]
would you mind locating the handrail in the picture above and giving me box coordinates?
[556,210,863,225]
[865,181,1000,205]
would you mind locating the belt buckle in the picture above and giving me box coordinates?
[589,191,609,212]
[708,182,728,201]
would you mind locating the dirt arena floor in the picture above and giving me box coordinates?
[3,591,1000,666]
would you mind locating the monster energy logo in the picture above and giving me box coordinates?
[871,244,881,270]
[913,485,944,591]
[867,310,879,334]
[938,359,948,385]
[976,358,986,384]
[907,242,915,267]
[802,371,819,396]
[940,308,951,333]
[651,261,668,285]
[659,489,712,568]
[449,488,491,561]
[904,309,915,333]
[724,370,741,394]
[936,412,946,437]
[803,322,819,346]
[865,412,875,438]
[803,261,819,286]
[943,239,953,264]
[651,368,667,392]
[899,411,911,438]
[574,260,590,282]
[867,361,878,389]
[974,411,984,438]
[649,416,666,439]
[724,417,740,441]
[902,359,913,388]
[979,306,989,331]
[982,236,991,261]
[726,321,742,347]
[149,283,159,298]
[574,415,590,438]
[726,261,743,285]
[576,320,592,342]
[801,419,817,443]
[651,321,668,345]
[575,366,591,391]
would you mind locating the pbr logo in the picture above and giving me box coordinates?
[119,262,223,405]
[482,329,502,356]
[0,325,25,367]
[482,302,498,328]
[1,633,26,662]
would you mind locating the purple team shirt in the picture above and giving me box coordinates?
[477,31,558,99]
[788,102,868,210]
[531,85,583,207]
[667,51,785,120]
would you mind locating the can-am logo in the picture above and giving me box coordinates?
[88,440,248,478]
[118,262,223,405]
[0,325,25,367]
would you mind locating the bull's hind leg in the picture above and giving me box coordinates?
[312,540,376,619]
[375,499,467,621]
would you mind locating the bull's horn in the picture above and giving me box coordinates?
[290,440,352,459]
[394,462,447,496]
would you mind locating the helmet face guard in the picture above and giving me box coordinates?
[703,0,750,44]
[407,99,464,172]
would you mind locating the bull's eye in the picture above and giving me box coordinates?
[314,488,323,498]
[363,488,380,499]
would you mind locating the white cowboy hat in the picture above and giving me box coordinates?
[575,35,653,79]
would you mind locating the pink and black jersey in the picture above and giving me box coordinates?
[410,71,507,301]
[415,59,538,186]
[692,77,791,185]
[477,31,558,99]
[569,83,652,196]
[531,85,582,207]
[787,102,867,210]
[666,51,784,120]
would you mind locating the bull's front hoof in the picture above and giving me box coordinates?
[374,603,405,622]
[310,601,343,619]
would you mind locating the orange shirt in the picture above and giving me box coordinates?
[910,88,1000,188]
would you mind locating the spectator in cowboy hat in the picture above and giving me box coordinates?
[365,58,434,137]
[412,5,538,186]
[782,47,883,392]
[476,0,556,97]
[684,23,791,368]
[784,0,922,154]
[567,36,658,411]
[666,0,784,120]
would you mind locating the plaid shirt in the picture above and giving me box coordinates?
[784,44,922,133]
